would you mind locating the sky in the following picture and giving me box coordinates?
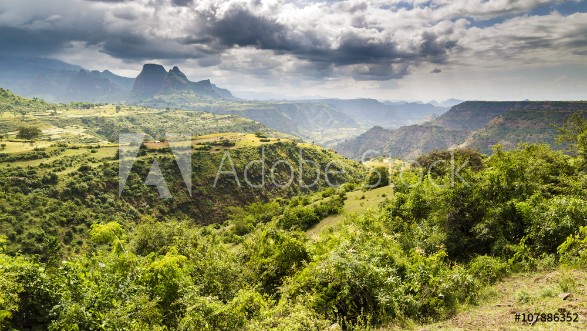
[0,0,586,101]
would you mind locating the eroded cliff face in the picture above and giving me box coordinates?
[132,63,168,98]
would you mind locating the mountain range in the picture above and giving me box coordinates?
[335,101,587,160]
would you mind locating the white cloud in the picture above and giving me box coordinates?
[0,0,585,99]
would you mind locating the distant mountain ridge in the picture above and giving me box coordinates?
[0,55,133,102]
[432,101,525,130]
[67,70,131,101]
[335,101,587,159]
[336,125,470,160]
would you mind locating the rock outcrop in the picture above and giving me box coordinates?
[132,64,236,100]
[132,64,168,98]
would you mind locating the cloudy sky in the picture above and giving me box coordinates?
[1,0,586,101]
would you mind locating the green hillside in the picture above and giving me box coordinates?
[0,136,363,259]
[336,101,587,160]
[0,88,53,114]
[336,125,470,160]
[463,107,587,154]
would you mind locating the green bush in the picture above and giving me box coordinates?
[278,205,320,230]
[467,255,509,284]
[557,226,587,266]
[528,197,587,254]
[242,224,309,294]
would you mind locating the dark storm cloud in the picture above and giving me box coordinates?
[206,7,292,50]
[328,33,402,65]
[171,0,193,6]
[101,36,205,61]
[0,26,71,55]
[193,6,454,80]
[419,31,457,63]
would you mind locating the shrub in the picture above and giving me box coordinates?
[278,206,320,230]
[528,197,587,254]
[17,126,42,140]
[557,226,587,266]
[242,225,309,294]
[365,166,389,188]
[467,255,509,285]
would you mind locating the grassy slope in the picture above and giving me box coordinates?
[307,158,405,236]
[379,268,587,331]
[307,185,393,237]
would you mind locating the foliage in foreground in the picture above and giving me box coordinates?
[2,119,587,330]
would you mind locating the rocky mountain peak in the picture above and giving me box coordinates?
[130,63,235,101]
[132,64,168,97]
[142,63,167,73]
[164,66,190,90]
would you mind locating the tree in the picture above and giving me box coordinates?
[557,112,587,158]
[365,166,390,188]
[16,127,41,140]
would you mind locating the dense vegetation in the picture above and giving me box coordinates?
[0,88,52,115]
[1,89,587,330]
[2,111,587,330]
